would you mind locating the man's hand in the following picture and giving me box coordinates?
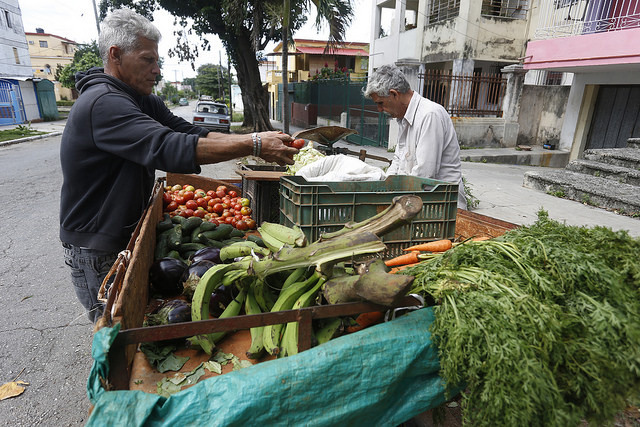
[257,131,298,166]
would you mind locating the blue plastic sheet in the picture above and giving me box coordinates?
[87,307,450,426]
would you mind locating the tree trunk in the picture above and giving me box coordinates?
[282,0,290,134]
[230,33,274,131]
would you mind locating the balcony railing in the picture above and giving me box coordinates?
[535,0,640,39]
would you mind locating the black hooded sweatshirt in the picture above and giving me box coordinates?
[60,68,208,252]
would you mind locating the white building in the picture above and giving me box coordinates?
[0,0,40,124]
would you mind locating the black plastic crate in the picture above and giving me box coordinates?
[239,164,286,226]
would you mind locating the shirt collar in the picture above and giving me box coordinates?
[397,91,421,127]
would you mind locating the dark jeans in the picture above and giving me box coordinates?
[62,243,118,323]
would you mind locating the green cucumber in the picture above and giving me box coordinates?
[167,224,183,249]
[182,216,203,233]
[199,223,234,241]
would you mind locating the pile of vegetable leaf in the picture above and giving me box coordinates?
[403,211,640,426]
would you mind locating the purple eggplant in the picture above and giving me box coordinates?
[144,299,191,326]
[190,247,222,265]
[149,257,188,296]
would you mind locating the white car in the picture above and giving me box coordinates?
[192,101,231,133]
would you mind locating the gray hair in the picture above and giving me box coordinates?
[363,64,411,98]
[98,8,161,64]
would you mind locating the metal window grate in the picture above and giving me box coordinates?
[428,0,461,24]
[481,0,530,19]
[420,69,507,117]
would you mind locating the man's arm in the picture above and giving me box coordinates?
[196,131,297,166]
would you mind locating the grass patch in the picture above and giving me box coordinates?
[0,124,47,142]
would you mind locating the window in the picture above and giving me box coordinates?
[428,0,460,25]
[39,40,48,48]
[4,10,11,28]
[13,47,19,64]
[545,71,563,85]
[28,40,34,45]
[481,0,529,19]
[44,64,52,74]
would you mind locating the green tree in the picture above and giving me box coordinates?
[194,64,231,100]
[100,0,353,131]
[56,41,103,88]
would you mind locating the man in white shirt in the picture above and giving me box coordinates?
[364,64,467,209]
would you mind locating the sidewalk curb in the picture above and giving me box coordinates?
[0,131,63,148]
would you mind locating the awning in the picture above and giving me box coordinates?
[295,46,369,56]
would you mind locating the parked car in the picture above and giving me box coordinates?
[178,97,189,106]
[192,101,231,132]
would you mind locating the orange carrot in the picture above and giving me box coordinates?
[403,239,452,252]
[389,263,419,274]
[384,251,420,267]
[347,311,385,333]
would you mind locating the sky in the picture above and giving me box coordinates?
[18,0,372,81]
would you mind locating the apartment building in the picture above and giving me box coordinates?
[523,0,640,157]
[25,28,77,101]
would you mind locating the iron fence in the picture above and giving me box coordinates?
[420,69,507,117]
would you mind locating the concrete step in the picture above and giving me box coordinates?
[628,138,640,149]
[583,147,640,170]
[523,169,640,216]
[565,159,640,186]
[460,146,570,167]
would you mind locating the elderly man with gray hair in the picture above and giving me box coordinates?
[59,8,297,322]
[364,64,467,209]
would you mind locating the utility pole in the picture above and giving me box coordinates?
[92,0,100,35]
[218,51,223,100]
[227,52,233,118]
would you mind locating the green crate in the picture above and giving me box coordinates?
[240,164,286,225]
[279,175,458,258]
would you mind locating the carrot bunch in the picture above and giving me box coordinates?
[385,239,454,269]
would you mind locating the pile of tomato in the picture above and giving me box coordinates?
[163,184,256,230]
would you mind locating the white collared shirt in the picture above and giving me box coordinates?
[387,91,467,209]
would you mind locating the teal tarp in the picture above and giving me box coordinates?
[87,307,450,426]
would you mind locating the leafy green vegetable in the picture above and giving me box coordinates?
[404,210,640,426]
[140,342,190,373]
[156,363,206,397]
[284,142,325,175]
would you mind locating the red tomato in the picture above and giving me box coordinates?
[240,206,252,216]
[216,189,226,199]
[207,190,217,198]
[174,195,186,205]
[194,209,206,218]
[228,190,238,198]
[212,203,224,214]
[216,185,228,194]
[196,197,208,208]
[291,138,305,149]
[194,189,206,198]
[165,201,178,212]
[183,191,195,201]
[235,220,248,231]
[245,218,256,229]
[162,192,172,205]
[185,199,198,210]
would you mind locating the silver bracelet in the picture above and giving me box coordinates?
[256,135,262,158]
[251,132,258,156]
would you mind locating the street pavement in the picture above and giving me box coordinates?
[0,116,636,426]
[14,117,640,237]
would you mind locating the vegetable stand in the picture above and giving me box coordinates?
[88,172,516,425]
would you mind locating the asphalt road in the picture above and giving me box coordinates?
[0,135,93,426]
[0,101,230,426]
